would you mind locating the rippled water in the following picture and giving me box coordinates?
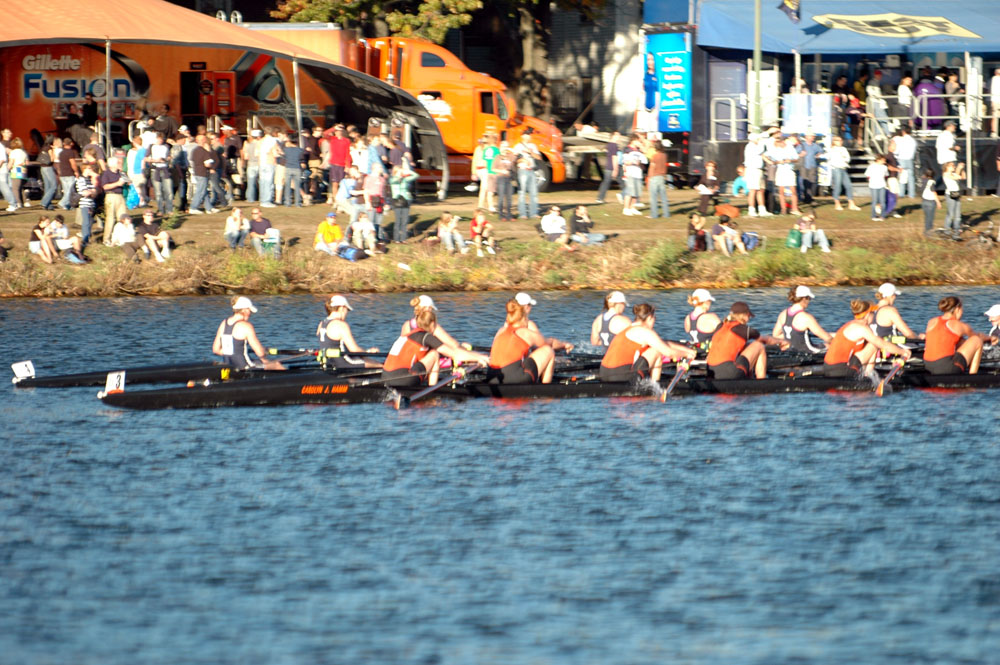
[2,288,1000,664]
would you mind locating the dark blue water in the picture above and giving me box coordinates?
[2,288,1000,664]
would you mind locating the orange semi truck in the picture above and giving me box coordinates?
[245,23,565,189]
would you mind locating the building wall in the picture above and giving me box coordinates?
[547,0,642,131]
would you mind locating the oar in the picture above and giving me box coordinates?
[267,348,387,359]
[394,364,476,410]
[659,358,691,402]
[876,357,906,397]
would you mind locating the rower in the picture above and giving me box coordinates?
[212,297,284,370]
[316,294,380,368]
[772,285,831,353]
[823,300,911,377]
[871,283,924,341]
[985,304,1000,338]
[515,292,575,352]
[590,291,631,347]
[685,288,722,347]
[600,303,696,383]
[401,295,465,348]
[382,307,488,387]
[923,296,997,375]
[706,301,788,379]
[489,298,556,384]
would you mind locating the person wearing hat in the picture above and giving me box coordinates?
[824,300,910,378]
[489,295,557,384]
[984,304,1000,338]
[400,295,466,351]
[515,292,574,352]
[316,295,380,368]
[772,286,833,353]
[212,296,284,370]
[591,291,632,346]
[707,302,788,380]
[872,283,924,341]
[600,303,696,383]
[923,296,996,375]
[382,305,489,387]
[313,211,344,255]
[685,289,722,346]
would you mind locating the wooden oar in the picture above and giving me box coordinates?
[394,365,475,410]
[659,358,691,402]
[876,357,906,397]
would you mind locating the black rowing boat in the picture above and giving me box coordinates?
[98,367,1000,410]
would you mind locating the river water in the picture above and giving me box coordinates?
[2,287,999,664]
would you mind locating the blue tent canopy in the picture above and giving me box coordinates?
[694,0,1000,54]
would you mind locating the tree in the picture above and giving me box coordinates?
[270,0,482,43]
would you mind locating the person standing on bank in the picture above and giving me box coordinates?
[212,297,285,370]
[919,168,941,236]
[389,162,418,243]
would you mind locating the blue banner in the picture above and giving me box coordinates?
[645,32,692,133]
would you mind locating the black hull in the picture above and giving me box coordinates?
[99,369,1000,410]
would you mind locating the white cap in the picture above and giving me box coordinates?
[985,304,1000,318]
[178,124,189,132]
[691,288,715,302]
[328,295,352,310]
[877,282,901,298]
[250,129,263,137]
[221,124,234,131]
[794,285,816,299]
[515,292,537,306]
[608,291,628,305]
[416,295,437,310]
[232,296,257,313]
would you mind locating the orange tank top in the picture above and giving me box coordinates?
[923,315,961,362]
[601,326,648,369]
[383,329,431,372]
[824,322,867,365]
[489,323,531,368]
[706,320,748,366]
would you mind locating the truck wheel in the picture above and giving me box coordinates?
[535,161,551,193]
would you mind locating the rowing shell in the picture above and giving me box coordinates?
[98,368,1000,410]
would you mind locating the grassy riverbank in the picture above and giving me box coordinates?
[3,186,1000,297]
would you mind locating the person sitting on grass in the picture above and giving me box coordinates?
[46,215,85,261]
[313,212,344,256]
[540,205,574,251]
[28,215,59,264]
[687,212,713,252]
[224,208,250,250]
[110,213,136,248]
[711,215,747,256]
[437,212,468,254]
[470,208,496,257]
[124,211,172,262]
[795,214,832,253]
[347,211,378,254]
[569,205,606,245]
[248,208,281,259]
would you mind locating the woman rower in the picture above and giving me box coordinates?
[590,291,631,347]
[685,288,722,347]
[316,294,380,369]
[772,285,832,353]
[707,301,788,379]
[515,292,575,352]
[489,297,556,383]
[823,300,910,377]
[600,303,696,383]
[382,307,488,387]
[212,297,284,370]
[923,296,996,375]
[871,282,925,341]
[400,295,464,348]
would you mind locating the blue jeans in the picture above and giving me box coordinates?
[209,171,228,207]
[58,175,76,208]
[869,188,886,218]
[251,235,281,258]
[190,175,211,212]
[596,167,615,202]
[41,166,57,208]
[648,175,669,218]
[898,159,916,198]
[245,164,259,203]
[224,229,247,249]
[922,199,937,232]
[944,195,961,235]
[801,229,830,251]
[517,168,538,218]
[284,168,303,206]
[152,169,173,214]
[259,164,275,204]
[496,176,513,219]
[393,203,410,242]
[79,205,94,246]
[831,168,853,201]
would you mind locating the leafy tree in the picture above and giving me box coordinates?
[271,0,482,43]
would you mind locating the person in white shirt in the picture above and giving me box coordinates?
[540,205,573,250]
[935,121,958,167]
[743,133,768,216]
[764,135,800,215]
[827,136,861,211]
[620,140,648,216]
[110,213,137,247]
[991,68,1000,137]
[864,154,889,221]
[892,126,918,198]
[897,74,913,116]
